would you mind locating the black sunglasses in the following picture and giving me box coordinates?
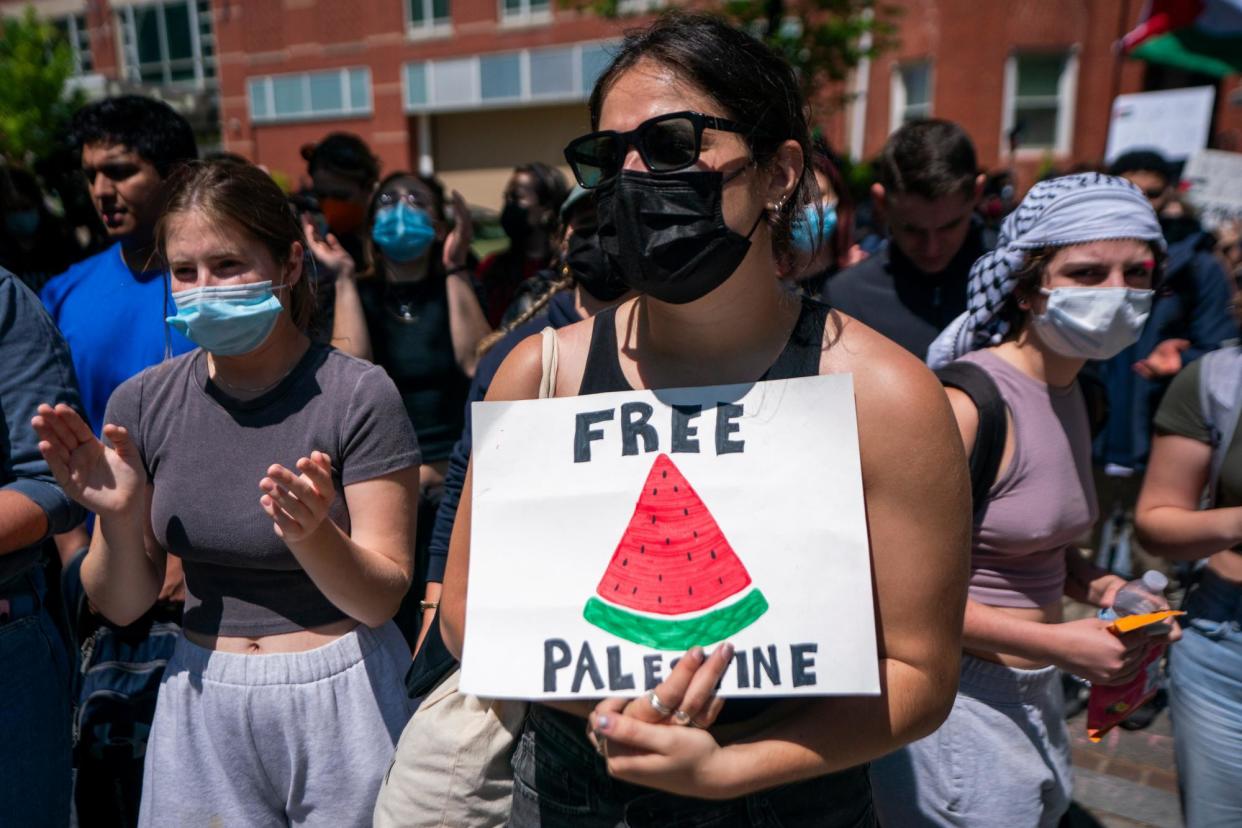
[563,110,755,189]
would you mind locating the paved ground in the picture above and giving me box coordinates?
[1065,693,1183,828]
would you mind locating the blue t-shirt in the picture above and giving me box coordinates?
[41,243,193,436]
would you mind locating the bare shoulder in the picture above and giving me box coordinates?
[820,310,948,415]
[486,332,546,402]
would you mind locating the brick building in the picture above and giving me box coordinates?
[6,0,1241,206]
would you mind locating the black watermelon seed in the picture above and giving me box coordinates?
[688,586,693,595]
[718,576,724,584]
[614,583,620,591]
[631,586,637,594]
[686,551,692,560]
[640,545,645,554]
[665,537,670,545]
[674,485,679,492]
[658,573,663,582]
[683,508,688,516]
[652,488,658,495]
[622,558,628,567]
[662,470,667,478]
[693,530,698,538]
[651,515,657,524]
[658,596,663,604]
[710,550,717,559]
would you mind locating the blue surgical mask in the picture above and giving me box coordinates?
[791,201,838,254]
[5,209,39,238]
[166,280,287,356]
[373,203,436,263]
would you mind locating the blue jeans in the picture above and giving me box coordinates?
[0,566,72,827]
[1168,569,1242,828]
[508,704,874,828]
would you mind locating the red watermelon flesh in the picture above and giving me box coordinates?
[594,453,752,616]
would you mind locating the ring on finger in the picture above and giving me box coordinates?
[646,689,674,717]
[672,709,692,726]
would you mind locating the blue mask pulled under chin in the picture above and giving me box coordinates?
[166,280,287,356]
[791,202,838,255]
[373,203,436,263]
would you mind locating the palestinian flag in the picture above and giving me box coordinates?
[1121,1,1242,77]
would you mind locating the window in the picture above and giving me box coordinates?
[53,14,93,75]
[248,68,373,124]
[1004,52,1077,153]
[890,61,931,131]
[404,42,617,113]
[500,0,550,25]
[406,0,450,34]
[117,1,215,87]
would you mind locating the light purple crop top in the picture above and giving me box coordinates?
[958,350,1098,609]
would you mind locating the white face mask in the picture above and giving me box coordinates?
[1030,286,1154,360]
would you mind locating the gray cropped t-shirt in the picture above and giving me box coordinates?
[105,343,421,636]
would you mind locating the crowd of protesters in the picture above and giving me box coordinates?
[3,11,1242,828]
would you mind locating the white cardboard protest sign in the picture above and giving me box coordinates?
[460,374,879,701]
[1105,86,1216,163]
[1182,149,1242,231]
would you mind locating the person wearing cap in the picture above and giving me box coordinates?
[874,174,1180,827]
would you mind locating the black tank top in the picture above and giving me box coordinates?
[578,296,830,396]
[575,296,830,724]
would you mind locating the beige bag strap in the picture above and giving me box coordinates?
[538,326,559,399]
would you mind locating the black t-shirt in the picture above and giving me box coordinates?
[822,222,988,359]
[359,273,470,463]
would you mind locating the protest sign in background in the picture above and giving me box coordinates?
[460,375,880,701]
[1182,149,1242,231]
[1104,86,1216,163]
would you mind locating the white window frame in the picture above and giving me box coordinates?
[404,0,452,39]
[1001,49,1079,156]
[116,0,214,89]
[888,60,932,134]
[403,41,616,114]
[616,0,667,13]
[499,0,552,27]
[248,67,374,125]
[57,13,93,76]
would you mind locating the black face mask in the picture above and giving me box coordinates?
[566,231,629,302]
[596,169,762,305]
[501,201,532,243]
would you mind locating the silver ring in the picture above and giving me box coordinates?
[646,689,674,717]
[672,709,692,726]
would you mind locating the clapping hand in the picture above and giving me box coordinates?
[259,451,335,543]
[32,403,146,517]
[302,217,355,281]
[442,190,473,273]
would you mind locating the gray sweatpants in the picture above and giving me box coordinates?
[870,654,1072,827]
[137,622,414,828]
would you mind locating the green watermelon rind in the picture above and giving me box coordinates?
[583,588,769,651]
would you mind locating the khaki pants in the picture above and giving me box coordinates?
[373,668,527,828]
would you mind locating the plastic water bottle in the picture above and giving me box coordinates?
[1100,570,1170,630]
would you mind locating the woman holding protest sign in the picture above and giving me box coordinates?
[877,174,1179,827]
[439,13,971,826]
[33,160,420,827]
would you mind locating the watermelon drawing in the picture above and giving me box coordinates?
[583,453,768,650]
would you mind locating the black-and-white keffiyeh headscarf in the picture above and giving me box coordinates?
[925,173,1164,368]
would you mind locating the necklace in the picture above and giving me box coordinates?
[208,353,296,396]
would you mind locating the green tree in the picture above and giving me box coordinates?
[566,0,897,111]
[0,6,84,164]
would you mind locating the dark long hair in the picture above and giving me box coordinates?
[589,12,815,258]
